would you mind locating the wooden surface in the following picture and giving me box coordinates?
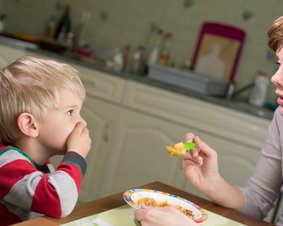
[13,181,275,226]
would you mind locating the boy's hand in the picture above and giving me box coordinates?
[66,121,91,158]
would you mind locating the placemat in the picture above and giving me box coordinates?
[61,205,246,226]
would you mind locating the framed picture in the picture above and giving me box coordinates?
[191,22,246,82]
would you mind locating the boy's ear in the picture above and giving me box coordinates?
[17,113,39,137]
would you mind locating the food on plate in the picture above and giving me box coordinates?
[166,141,196,157]
[136,198,194,219]
[123,189,208,223]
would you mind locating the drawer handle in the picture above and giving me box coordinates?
[103,120,113,142]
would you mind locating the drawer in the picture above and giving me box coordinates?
[25,51,126,104]
[123,80,270,149]
[72,64,126,103]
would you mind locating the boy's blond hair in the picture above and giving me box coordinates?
[0,56,85,145]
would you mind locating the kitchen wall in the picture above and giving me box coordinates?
[0,0,282,103]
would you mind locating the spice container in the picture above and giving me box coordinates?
[158,32,173,66]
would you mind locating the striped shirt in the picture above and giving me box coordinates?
[0,145,87,225]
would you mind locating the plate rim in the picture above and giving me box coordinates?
[123,188,208,223]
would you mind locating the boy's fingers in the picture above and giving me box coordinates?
[73,121,88,134]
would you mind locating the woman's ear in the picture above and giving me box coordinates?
[17,113,39,137]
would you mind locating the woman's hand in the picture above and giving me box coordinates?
[133,206,197,226]
[182,133,221,193]
[182,133,244,210]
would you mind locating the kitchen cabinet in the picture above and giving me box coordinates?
[78,97,122,202]
[123,80,269,151]
[119,80,270,198]
[99,107,197,196]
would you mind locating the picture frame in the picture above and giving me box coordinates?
[190,22,246,82]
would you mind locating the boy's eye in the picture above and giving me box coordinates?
[67,110,74,116]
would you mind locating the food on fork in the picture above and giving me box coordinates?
[166,141,196,157]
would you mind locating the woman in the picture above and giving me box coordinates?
[134,15,283,226]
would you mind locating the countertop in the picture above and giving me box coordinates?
[0,35,274,120]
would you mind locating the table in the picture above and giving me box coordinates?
[13,181,275,226]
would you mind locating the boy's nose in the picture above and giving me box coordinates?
[79,118,87,127]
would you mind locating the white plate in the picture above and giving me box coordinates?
[123,188,208,223]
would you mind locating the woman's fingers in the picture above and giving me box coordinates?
[185,132,196,142]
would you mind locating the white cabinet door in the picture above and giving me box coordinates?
[79,96,121,202]
[100,108,197,196]
[206,134,260,186]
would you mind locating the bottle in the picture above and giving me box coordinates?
[112,47,124,72]
[148,28,164,65]
[249,71,269,107]
[130,46,147,75]
[123,45,133,73]
[46,15,56,40]
[158,32,173,66]
[54,4,71,43]
[0,15,6,34]
[75,10,91,50]
[66,32,74,52]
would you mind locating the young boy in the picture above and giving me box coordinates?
[0,56,91,225]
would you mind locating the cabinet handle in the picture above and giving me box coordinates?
[103,120,112,142]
